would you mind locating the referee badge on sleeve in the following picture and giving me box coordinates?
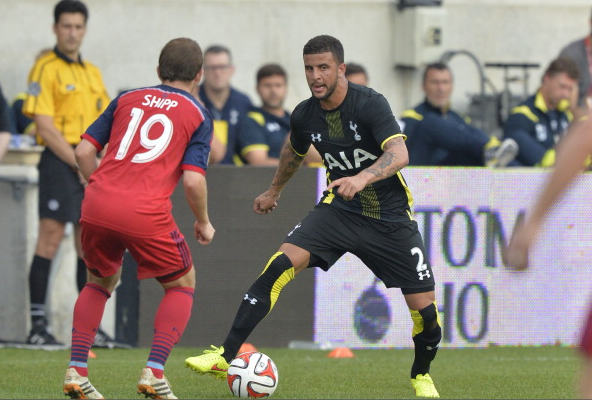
[28,82,41,96]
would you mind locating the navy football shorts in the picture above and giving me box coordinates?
[284,203,435,293]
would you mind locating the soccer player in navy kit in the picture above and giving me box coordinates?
[186,35,441,398]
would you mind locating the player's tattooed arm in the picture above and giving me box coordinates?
[269,142,305,196]
[363,136,408,180]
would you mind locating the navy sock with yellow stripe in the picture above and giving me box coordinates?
[222,252,294,361]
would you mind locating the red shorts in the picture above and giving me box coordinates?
[81,221,193,283]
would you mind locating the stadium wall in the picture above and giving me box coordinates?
[137,166,318,348]
[0,165,590,348]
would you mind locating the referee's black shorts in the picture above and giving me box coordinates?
[284,203,435,293]
[37,148,84,223]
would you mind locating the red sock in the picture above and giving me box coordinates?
[147,287,194,378]
[69,283,110,376]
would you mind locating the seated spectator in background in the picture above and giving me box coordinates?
[503,57,580,167]
[0,83,11,161]
[197,45,252,165]
[11,92,33,134]
[345,62,368,86]
[345,62,405,131]
[558,15,591,106]
[401,62,518,167]
[237,64,290,166]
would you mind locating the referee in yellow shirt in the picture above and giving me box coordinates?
[22,0,113,347]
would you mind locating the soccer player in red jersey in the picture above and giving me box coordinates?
[62,37,215,400]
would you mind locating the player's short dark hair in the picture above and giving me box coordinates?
[256,63,287,84]
[543,57,580,81]
[422,62,451,83]
[54,0,88,24]
[158,38,203,82]
[345,63,367,78]
[204,44,232,63]
[303,35,344,64]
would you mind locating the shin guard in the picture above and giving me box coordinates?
[410,301,442,378]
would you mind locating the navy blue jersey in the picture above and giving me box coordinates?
[503,92,571,166]
[400,100,489,166]
[290,82,412,222]
[237,108,290,163]
[198,85,252,165]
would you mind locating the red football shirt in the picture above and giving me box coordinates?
[80,85,213,236]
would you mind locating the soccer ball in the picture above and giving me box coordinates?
[227,351,279,398]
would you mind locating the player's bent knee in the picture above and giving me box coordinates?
[87,273,119,294]
[261,252,294,277]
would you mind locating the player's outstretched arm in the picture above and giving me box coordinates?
[254,141,304,214]
[504,108,592,270]
[183,170,215,245]
[327,135,408,201]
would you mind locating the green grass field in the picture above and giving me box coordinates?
[0,346,581,399]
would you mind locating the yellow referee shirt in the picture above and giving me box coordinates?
[23,48,110,145]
